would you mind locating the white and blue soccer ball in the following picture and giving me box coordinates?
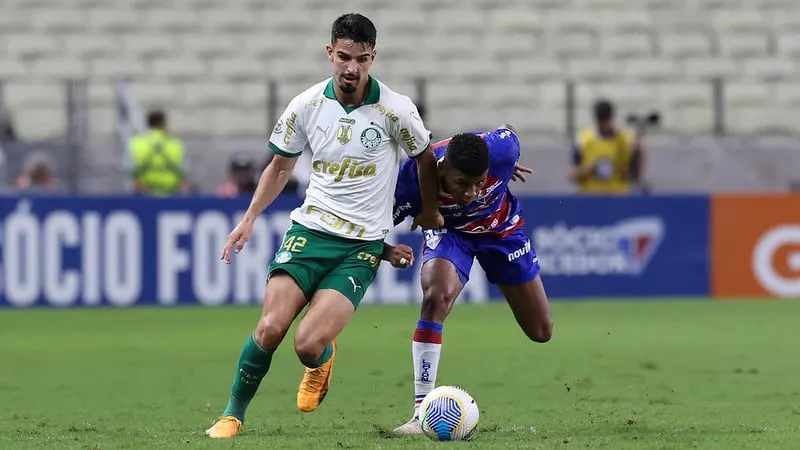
[418,385,480,441]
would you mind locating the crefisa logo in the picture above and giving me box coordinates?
[533,216,665,276]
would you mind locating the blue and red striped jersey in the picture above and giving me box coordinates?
[393,127,524,237]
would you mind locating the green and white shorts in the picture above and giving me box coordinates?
[268,222,383,308]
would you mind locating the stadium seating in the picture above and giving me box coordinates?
[1,0,799,141]
[2,1,799,194]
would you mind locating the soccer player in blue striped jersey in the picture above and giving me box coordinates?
[383,125,554,435]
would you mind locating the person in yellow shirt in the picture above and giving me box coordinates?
[128,110,188,196]
[570,99,645,195]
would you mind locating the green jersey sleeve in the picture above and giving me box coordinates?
[268,96,307,158]
[392,99,431,159]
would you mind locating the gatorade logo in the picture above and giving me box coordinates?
[752,225,800,297]
[711,195,800,299]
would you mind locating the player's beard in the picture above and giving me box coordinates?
[339,75,359,94]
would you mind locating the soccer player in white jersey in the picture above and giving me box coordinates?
[204,13,443,438]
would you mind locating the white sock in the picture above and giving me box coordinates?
[412,320,443,418]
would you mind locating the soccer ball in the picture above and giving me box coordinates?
[418,385,480,441]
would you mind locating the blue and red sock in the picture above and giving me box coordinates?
[412,320,443,411]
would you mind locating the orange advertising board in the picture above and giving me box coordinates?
[712,194,800,299]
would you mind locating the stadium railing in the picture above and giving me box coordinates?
[113,79,145,193]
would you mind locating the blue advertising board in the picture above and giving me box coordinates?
[0,195,710,308]
[525,196,710,298]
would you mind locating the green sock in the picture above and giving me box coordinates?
[222,334,274,422]
[305,342,332,368]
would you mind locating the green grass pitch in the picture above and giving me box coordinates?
[1,299,799,449]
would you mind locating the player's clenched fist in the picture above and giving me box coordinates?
[383,244,415,269]
[221,217,255,264]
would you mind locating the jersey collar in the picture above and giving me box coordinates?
[324,76,380,113]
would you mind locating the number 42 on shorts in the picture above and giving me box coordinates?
[274,236,307,264]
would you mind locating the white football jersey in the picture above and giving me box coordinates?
[268,77,430,241]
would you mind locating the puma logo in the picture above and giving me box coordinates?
[315,125,330,137]
[347,276,362,292]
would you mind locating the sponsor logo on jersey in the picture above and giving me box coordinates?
[273,119,283,134]
[283,112,298,146]
[336,124,352,144]
[393,201,413,222]
[424,229,446,250]
[533,216,664,276]
[507,239,532,262]
[314,125,330,138]
[312,158,377,182]
[399,128,417,152]
[304,205,367,237]
[498,128,513,139]
[361,127,382,149]
[371,103,399,122]
[306,98,324,109]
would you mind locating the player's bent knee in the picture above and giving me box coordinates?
[526,318,553,343]
[420,287,456,322]
[254,316,289,349]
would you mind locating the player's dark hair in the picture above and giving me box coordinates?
[593,99,615,121]
[331,13,377,48]
[147,109,166,129]
[444,133,489,177]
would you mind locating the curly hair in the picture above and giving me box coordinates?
[444,133,489,177]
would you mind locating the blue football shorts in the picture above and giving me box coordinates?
[421,227,541,286]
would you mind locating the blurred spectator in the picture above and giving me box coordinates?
[0,106,16,142]
[218,153,258,198]
[128,110,188,196]
[570,99,645,195]
[15,152,60,194]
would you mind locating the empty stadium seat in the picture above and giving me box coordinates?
[0,0,797,190]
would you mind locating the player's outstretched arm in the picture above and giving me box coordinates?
[412,148,444,230]
[221,155,298,263]
[244,154,297,219]
[392,97,442,231]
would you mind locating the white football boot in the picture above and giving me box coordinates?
[392,413,423,435]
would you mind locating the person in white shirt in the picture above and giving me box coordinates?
[205,12,443,439]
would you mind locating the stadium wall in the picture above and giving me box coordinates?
[0,194,797,308]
